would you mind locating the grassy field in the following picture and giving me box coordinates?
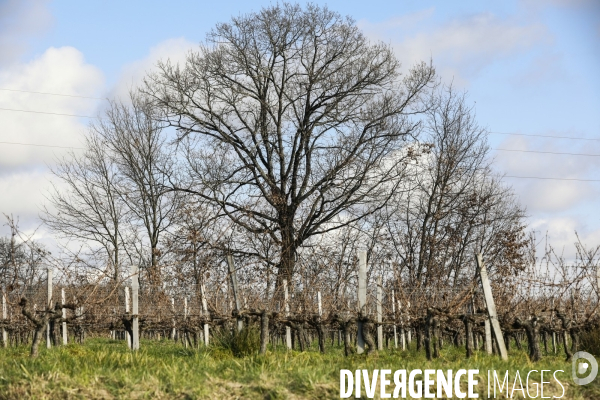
[0,337,598,399]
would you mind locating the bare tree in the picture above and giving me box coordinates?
[42,132,129,281]
[383,86,527,288]
[0,215,46,288]
[144,2,436,288]
[44,93,179,284]
[96,94,179,284]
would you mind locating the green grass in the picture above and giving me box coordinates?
[0,338,598,399]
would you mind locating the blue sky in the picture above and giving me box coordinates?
[1,0,599,257]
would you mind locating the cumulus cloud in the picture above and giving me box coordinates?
[0,46,104,170]
[110,37,196,101]
[360,10,549,85]
[0,46,104,238]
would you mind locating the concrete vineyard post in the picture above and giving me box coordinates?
[61,288,67,345]
[131,265,139,351]
[392,289,398,348]
[597,267,600,300]
[571,288,576,319]
[357,250,367,354]
[284,279,292,349]
[2,290,6,347]
[317,291,322,317]
[171,297,176,340]
[398,299,407,350]
[200,283,209,346]
[226,255,243,332]
[184,297,188,348]
[406,300,412,345]
[47,267,53,349]
[377,276,383,350]
[125,287,131,349]
[475,253,508,360]
[484,318,492,354]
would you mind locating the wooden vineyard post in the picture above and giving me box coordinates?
[125,287,131,349]
[357,250,367,354]
[484,318,492,354]
[377,276,383,350]
[130,265,139,351]
[61,288,67,345]
[200,283,209,346]
[392,289,398,348]
[226,255,243,332]
[475,253,508,360]
[284,279,292,349]
[47,267,53,349]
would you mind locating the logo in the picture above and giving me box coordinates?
[572,351,598,386]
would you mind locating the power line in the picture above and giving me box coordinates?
[0,88,106,100]
[494,148,600,157]
[0,141,84,150]
[0,104,597,145]
[0,141,595,182]
[0,107,97,118]
[503,176,600,182]
[490,131,600,142]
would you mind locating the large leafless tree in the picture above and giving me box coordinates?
[143,3,436,286]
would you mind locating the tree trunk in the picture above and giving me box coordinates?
[563,331,573,361]
[259,310,269,354]
[316,321,325,354]
[30,323,46,358]
[424,315,432,360]
[362,321,375,355]
[524,324,542,362]
[463,317,473,358]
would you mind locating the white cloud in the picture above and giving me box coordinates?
[0,46,104,241]
[361,11,549,85]
[529,216,600,260]
[0,169,51,217]
[0,46,104,170]
[111,37,196,101]
[494,135,600,212]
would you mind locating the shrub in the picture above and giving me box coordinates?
[579,328,600,356]
[213,324,261,357]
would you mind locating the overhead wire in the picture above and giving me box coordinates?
[0,98,599,182]
[0,107,96,118]
[489,131,600,142]
[0,141,83,150]
[502,176,600,182]
[494,148,600,157]
[0,87,107,100]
